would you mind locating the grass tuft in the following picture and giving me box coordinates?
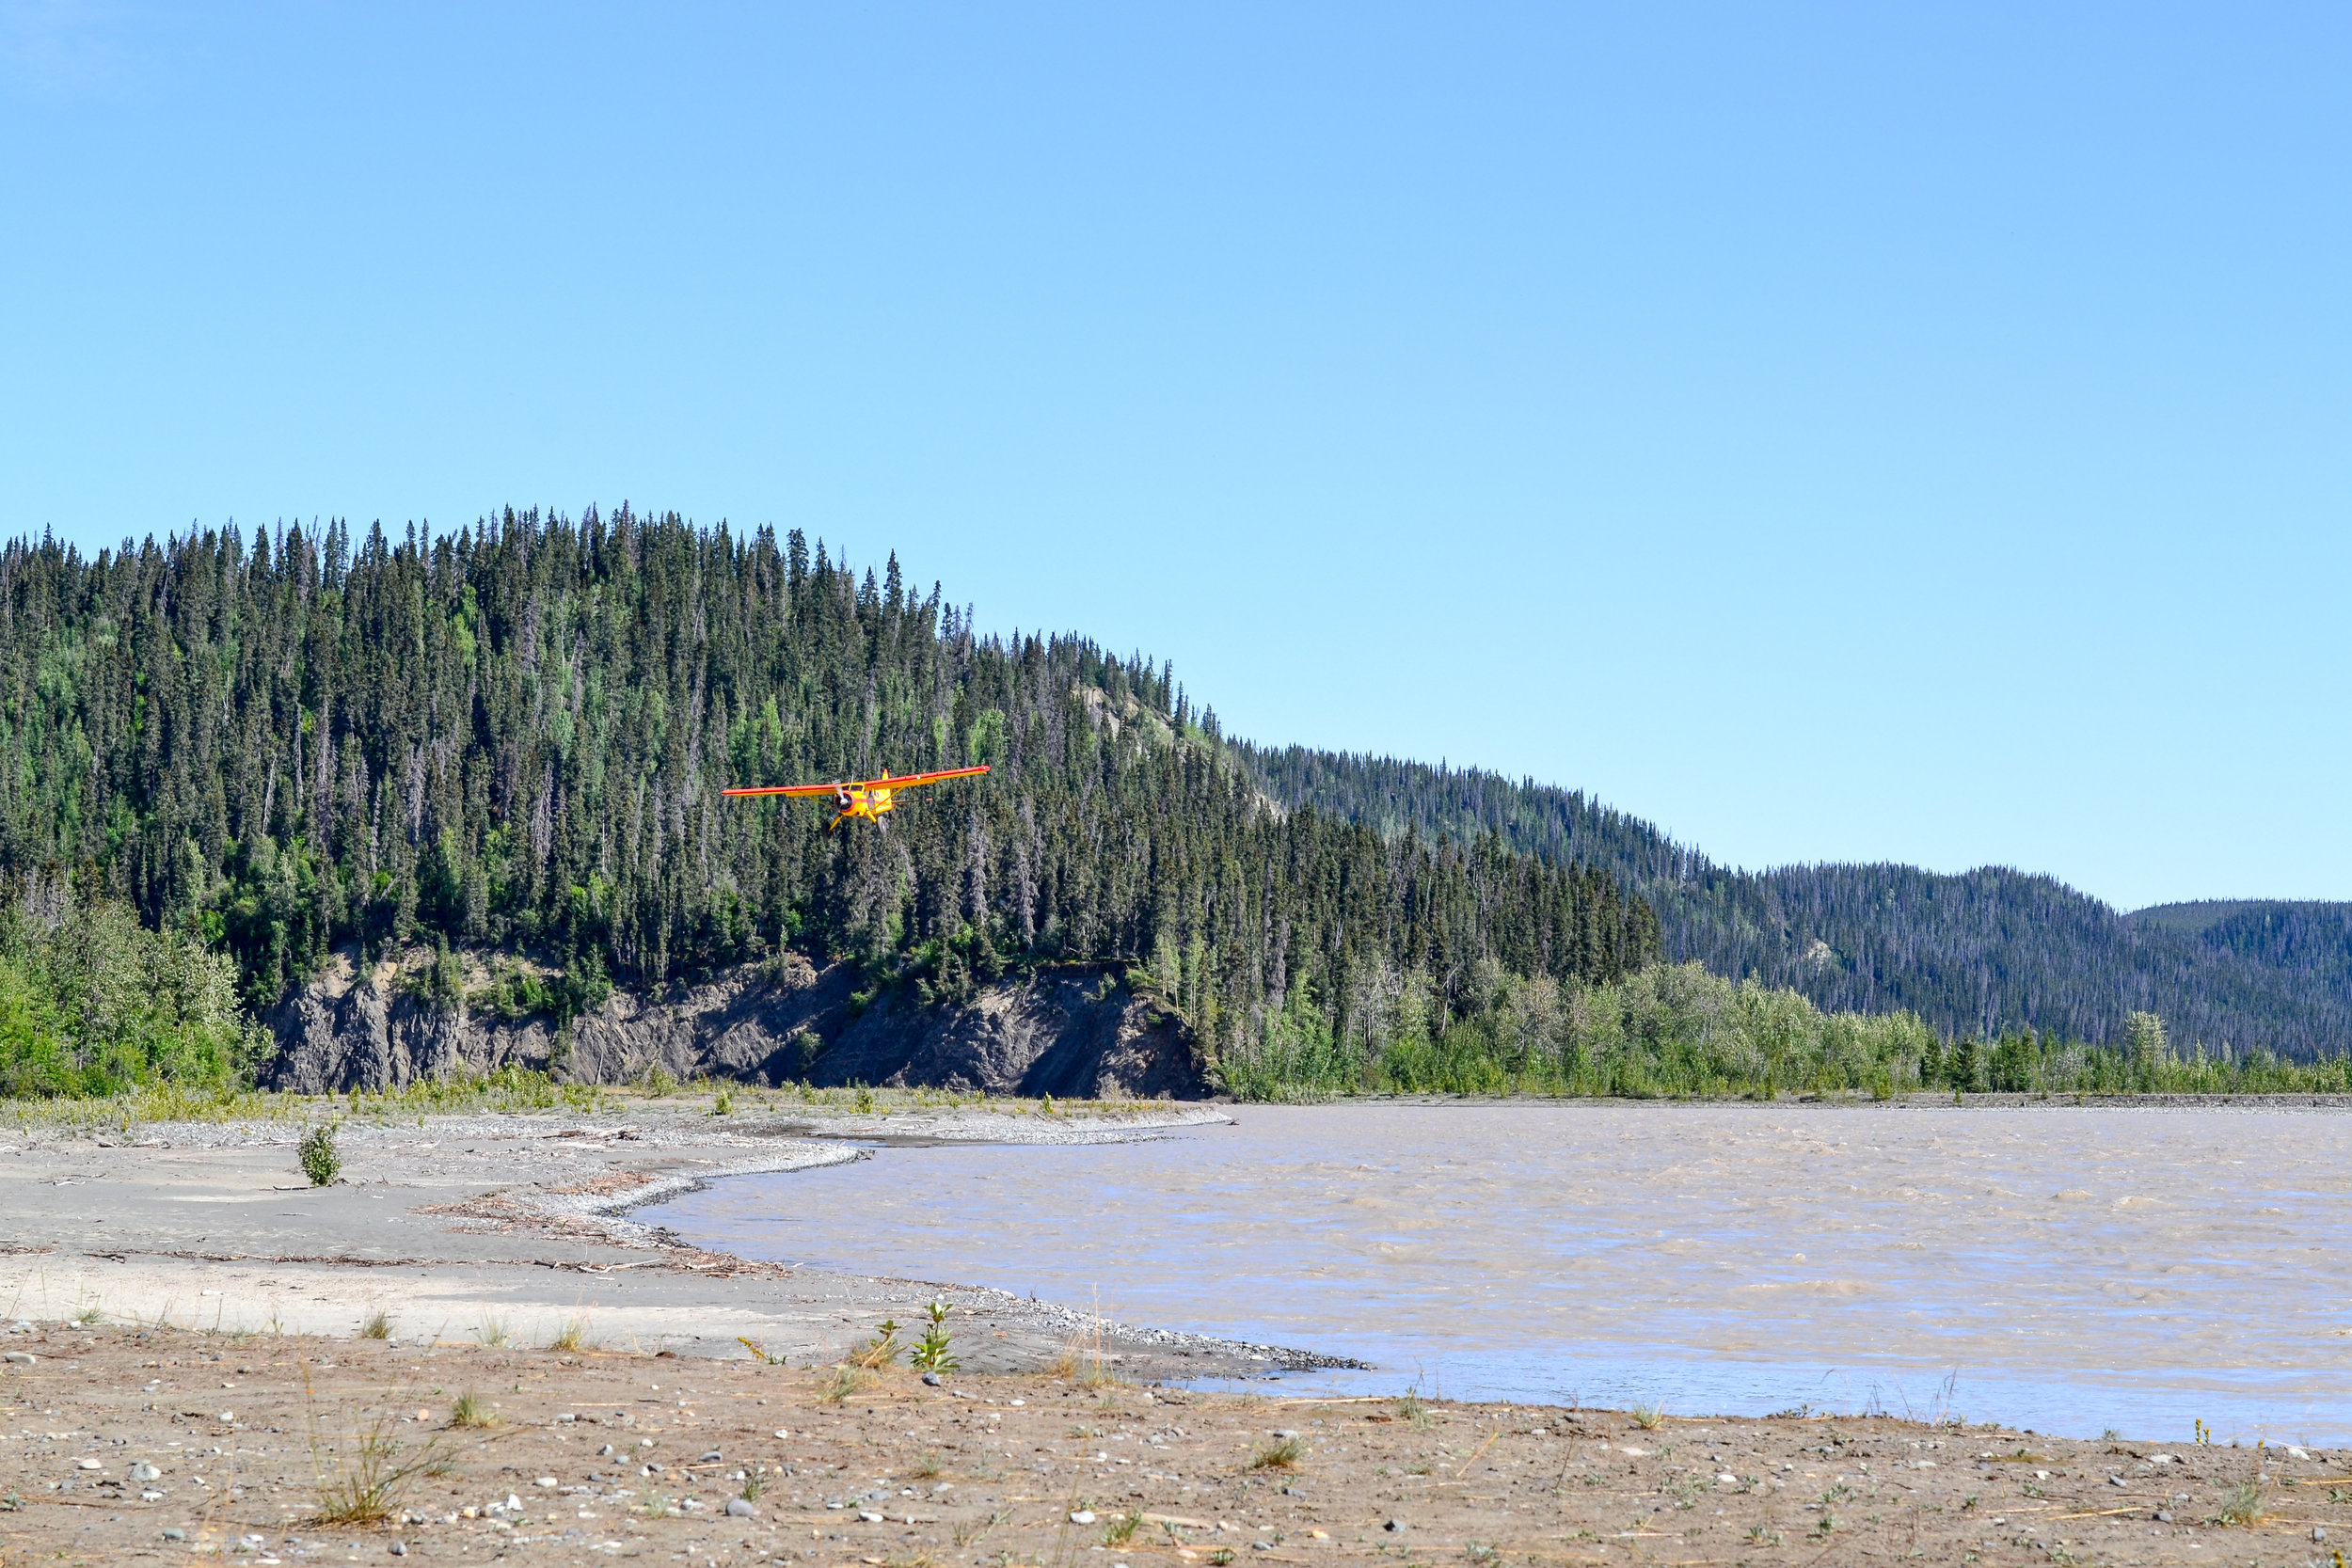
[1248,1434,1307,1470]
[548,1316,593,1353]
[818,1366,868,1404]
[2211,1480,2265,1528]
[1629,1402,1666,1431]
[448,1392,494,1429]
[304,1373,449,1528]
[358,1309,393,1340]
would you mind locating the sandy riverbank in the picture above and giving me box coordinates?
[3,1325,2346,1565]
[0,1096,1327,1379]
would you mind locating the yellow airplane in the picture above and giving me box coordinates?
[722,765,990,830]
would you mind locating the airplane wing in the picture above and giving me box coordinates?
[861,765,991,788]
[720,782,852,799]
[721,764,989,799]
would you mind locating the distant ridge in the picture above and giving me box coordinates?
[1239,746,2352,1055]
[2127,899,2351,936]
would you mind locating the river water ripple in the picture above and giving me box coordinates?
[640,1102,2352,1443]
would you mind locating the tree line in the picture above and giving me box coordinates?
[0,510,1659,1090]
[1216,957,2352,1101]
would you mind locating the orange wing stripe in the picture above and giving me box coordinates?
[723,764,989,799]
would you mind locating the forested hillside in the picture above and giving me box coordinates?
[0,511,1658,1084]
[0,509,2340,1097]
[1243,750,2352,1054]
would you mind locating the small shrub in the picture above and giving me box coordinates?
[711,1088,733,1116]
[297,1122,342,1186]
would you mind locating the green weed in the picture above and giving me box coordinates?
[850,1319,902,1369]
[910,1300,958,1373]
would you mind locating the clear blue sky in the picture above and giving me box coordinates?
[3,4,2344,911]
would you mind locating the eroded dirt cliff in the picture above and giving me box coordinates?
[262,949,1209,1100]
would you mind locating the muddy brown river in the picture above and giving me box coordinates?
[641,1102,2352,1443]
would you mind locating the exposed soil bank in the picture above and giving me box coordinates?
[263,951,1209,1100]
[3,1327,2347,1566]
